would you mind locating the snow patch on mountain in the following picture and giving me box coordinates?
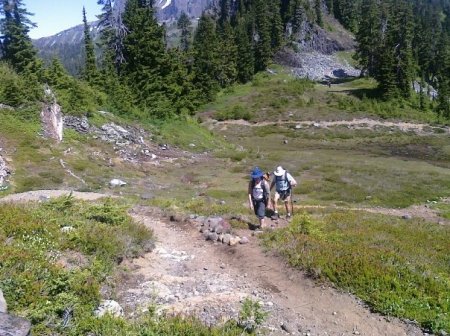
[157,0,172,9]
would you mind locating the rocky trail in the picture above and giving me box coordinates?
[117,206,424,336]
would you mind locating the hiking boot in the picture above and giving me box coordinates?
[271,212,279,220]
[286,213,292,219]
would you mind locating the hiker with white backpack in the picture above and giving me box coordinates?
[270,166,297,219]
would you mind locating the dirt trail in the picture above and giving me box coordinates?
[118,206,424,336]
[0,190,110,203]
[211,117,450,135]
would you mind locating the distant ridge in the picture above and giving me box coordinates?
[32,0,212,75]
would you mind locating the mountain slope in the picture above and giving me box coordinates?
[33,0,212,74]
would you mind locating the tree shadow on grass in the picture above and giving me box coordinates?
[321,76,383,100]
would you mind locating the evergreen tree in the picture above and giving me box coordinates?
[436,32,450,118]
[254,0,272,71]
[271,0,284,50]
[97,0,126,71]
[390,0,414,98]
[192,14,220,102]
[280,0,292,28]
[121,0,173,117]
[315,0,323,28]
[235,18,254,82]
[354,0,381,76]
[216,20,238,87]
[82,7,98,84]
[0,0,38,73]
[325,0,333,15]
[291,0,305,35]
[218,0,231,26]
[333,0,360,32]
[177,11,191,51]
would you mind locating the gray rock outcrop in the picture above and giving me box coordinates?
[0,152,10,187]
[40,86,63,142]
[0,289,7,313]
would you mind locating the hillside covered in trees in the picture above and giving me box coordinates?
[0,0,449,121]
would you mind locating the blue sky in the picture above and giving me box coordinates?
[24,1,102,39]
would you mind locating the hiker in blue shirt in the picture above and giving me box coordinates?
[248,167,270,229]
[270,166,297,219]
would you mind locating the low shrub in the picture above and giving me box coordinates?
[0,198,154,334]
[261,211,450,333]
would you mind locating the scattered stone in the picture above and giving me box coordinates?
[94,300,124,318]
[239,237,249,244]
[109,179,126,187]
[207,232,219,242]
[64,116,90,133]
[60,226,75,233]
[222,234,232,245]
[189,143,196,147]
[281,322,296,334]
[0,312,31,336]
[39,195,51,202]
[283,140,289,144]
[402,214,412,220]
[140,193,154,200]
[229,236,241,246]
[159,144,169,150]
[295,124,302,129]
[0,103,14,110]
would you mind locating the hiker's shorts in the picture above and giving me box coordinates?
[275,189,291,202]
[252,199,266,219]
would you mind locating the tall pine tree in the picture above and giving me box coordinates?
[192,14,220,103]
[254,0,272,71]
[121,0,173,117]
[354,0,381,77]
[82,7,98,85]
[0,0,38,73]
[177,11,192,52]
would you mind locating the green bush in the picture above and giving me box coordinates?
[216,105,253,121]
[0,62,42,107]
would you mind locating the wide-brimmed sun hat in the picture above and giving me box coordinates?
[273,166,286,176]
[250,167,264,179]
